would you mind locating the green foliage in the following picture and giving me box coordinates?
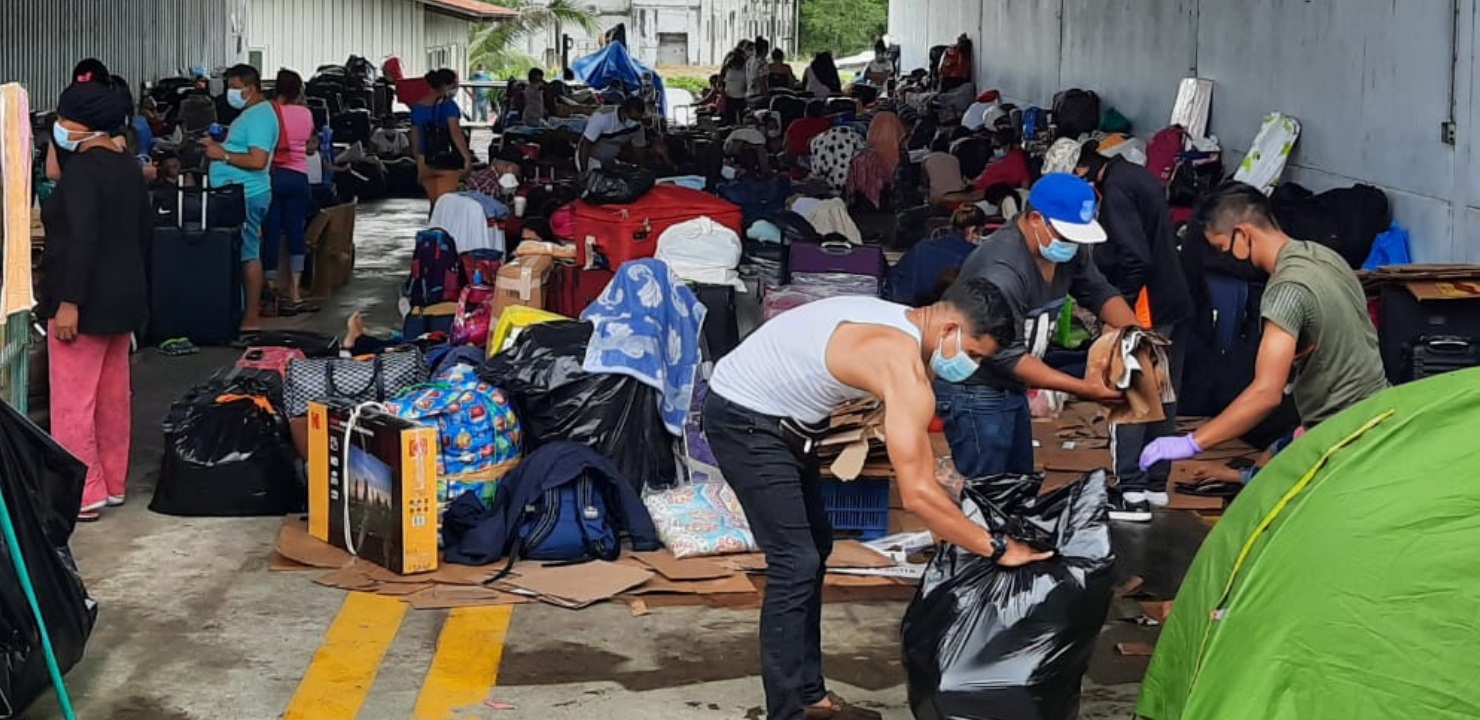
[664,75,710,95]
[469,0,600,77]
[799,0,887,57]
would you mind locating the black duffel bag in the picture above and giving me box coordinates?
[582,164,657,205]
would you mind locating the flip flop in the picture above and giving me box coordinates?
[287,300,321,314]
[1174,479,1245,498]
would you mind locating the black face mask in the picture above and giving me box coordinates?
[1223,228,1253,262]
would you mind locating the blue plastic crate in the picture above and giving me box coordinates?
[820,478,891,540]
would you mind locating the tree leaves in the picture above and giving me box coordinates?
[469,0,602,76]
[799,0,887,57]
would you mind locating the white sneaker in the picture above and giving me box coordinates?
[106,495,126,507]
[1144,491,1170,508]
[1109,492,1153,523]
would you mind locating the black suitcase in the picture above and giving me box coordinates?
[1411,336,1480,380]
[331,109,372,146]
[691,283,740,361]
[148,177,244,346]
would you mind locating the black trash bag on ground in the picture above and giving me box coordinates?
[150,376,304,517]
[233,330,341,358]
[581,164,657,205]
[902,470,1114,720]
[479,320,677,491]
[0,401,96,715]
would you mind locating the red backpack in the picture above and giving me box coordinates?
[1147,125,1189,186]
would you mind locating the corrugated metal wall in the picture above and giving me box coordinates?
[0,0,245,110]
[888,0,1480,264]
[249,0,428,77]
[425,10,471,77]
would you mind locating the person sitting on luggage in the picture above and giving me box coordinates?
[783,100,832,165]
[577,96,649,173]
[945,174,1135,479]
[369,116,410,159]
[1139,182,1390,474]
[1074,144,1195,520]
[410,68,474,210]
[697,74,724,114]
[971,128,1032,193]
[768,48,797,91]
[889,204,985,305]
[864,39,895,89]
[921,133,967,201]
[704,278,1052,720]
[40,78,151,522]
[201,63,279,337]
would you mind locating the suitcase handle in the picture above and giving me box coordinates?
[819,241,853,254]
[1421,336,1473,355]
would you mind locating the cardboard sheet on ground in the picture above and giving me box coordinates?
[275,516,352,569]
[499,561,655,609]
[631,549,735,580]
[407,584,529,609]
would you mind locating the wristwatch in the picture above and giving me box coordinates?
[986,533,1008,563]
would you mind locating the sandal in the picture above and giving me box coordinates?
[157,338,199,357]
[1174,479,1245,498]
[287,300,320,314]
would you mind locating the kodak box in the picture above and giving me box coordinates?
[308,400,439,574]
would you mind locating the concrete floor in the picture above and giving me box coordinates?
[21,198,1205,720]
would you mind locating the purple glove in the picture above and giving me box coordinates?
[1139,434,1202,471]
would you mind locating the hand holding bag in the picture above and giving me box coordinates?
[284,348,428,417]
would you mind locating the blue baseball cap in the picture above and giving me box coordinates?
[1029,173,1107,244]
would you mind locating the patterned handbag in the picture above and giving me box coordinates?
[283,347,428,417]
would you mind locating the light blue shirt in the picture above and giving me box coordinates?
[209,101,278,198]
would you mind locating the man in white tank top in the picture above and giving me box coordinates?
[704,278,1055,720]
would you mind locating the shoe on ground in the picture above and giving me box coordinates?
[1109,491,1153,523]
[106,495,126,507]
[1143,490,1170,508]
[803,693,882,720]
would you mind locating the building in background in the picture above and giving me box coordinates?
[249,0,515,80]
[516,0,798,69]
[0,0,249,108]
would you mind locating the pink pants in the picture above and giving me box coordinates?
[48,324,132,510]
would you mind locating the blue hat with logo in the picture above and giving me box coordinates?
[1029,173,1107,244]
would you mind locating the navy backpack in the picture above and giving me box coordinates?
[516,475,619,563]
[402,228,465,308]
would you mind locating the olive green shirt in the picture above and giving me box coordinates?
[1260,240,1390,426]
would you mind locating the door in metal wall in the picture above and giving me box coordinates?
[657,33,688,67]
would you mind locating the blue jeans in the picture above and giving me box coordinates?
[934,380,1035,477]
[262,167,311,278]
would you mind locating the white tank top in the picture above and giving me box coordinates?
[710,296,923,423]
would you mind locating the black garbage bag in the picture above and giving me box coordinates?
[0,400,96,715]
[150,376,304,517]
[479,320,677,491]
[902,470,1114,720]
[581,164,657,205]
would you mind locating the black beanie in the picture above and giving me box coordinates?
[57,79,131,135]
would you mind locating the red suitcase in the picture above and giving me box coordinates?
[546,262,615,318]
[571,185,743,268]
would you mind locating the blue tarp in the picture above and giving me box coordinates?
[571,41,667,113]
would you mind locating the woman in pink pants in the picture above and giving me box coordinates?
[39,78,152,521]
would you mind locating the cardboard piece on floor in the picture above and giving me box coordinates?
[269,552,316,572]
[631,549,735,581]
[630,572,758,595]
[276,516,353,569]
[501,561,654,609]
[823,573,906,588]
[315,565,383,592]
[406,584,528,610]
[1140,600,1175,625]
[1116,641,1156,657]
[1165,465,1231,511]
[424,563,499,586]
[826,540,896,569]
[376,582,435,597]
[721,553,769,572]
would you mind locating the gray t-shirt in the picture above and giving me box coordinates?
[1261,240,1389,426]
[957,222,1121,390]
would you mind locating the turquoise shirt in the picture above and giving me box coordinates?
[209,101,278,198]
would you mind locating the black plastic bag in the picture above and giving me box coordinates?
[0,401,96,715]
[581,164,657,205]
[902,471,1114,720]
[150,377,304,517]
[479,320,677,491]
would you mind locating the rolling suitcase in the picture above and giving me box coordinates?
[789,239,888,296]
[691,283,739,361]
[546,263,614,318]
[148,177,244,345]
[571,185,742,268]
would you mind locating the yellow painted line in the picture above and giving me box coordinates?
[282,592,408,720]
[411,606,516,719]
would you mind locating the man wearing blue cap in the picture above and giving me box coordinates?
[943,173,1140,486]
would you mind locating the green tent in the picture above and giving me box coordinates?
[1138,367,1480,720]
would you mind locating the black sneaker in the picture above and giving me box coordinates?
[1108,490,1153,523]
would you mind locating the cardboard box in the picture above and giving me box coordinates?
[492,254,554,319]
[308,401,439,575]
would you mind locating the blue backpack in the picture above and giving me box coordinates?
[402,228,465,308]
[517,475,619,563]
